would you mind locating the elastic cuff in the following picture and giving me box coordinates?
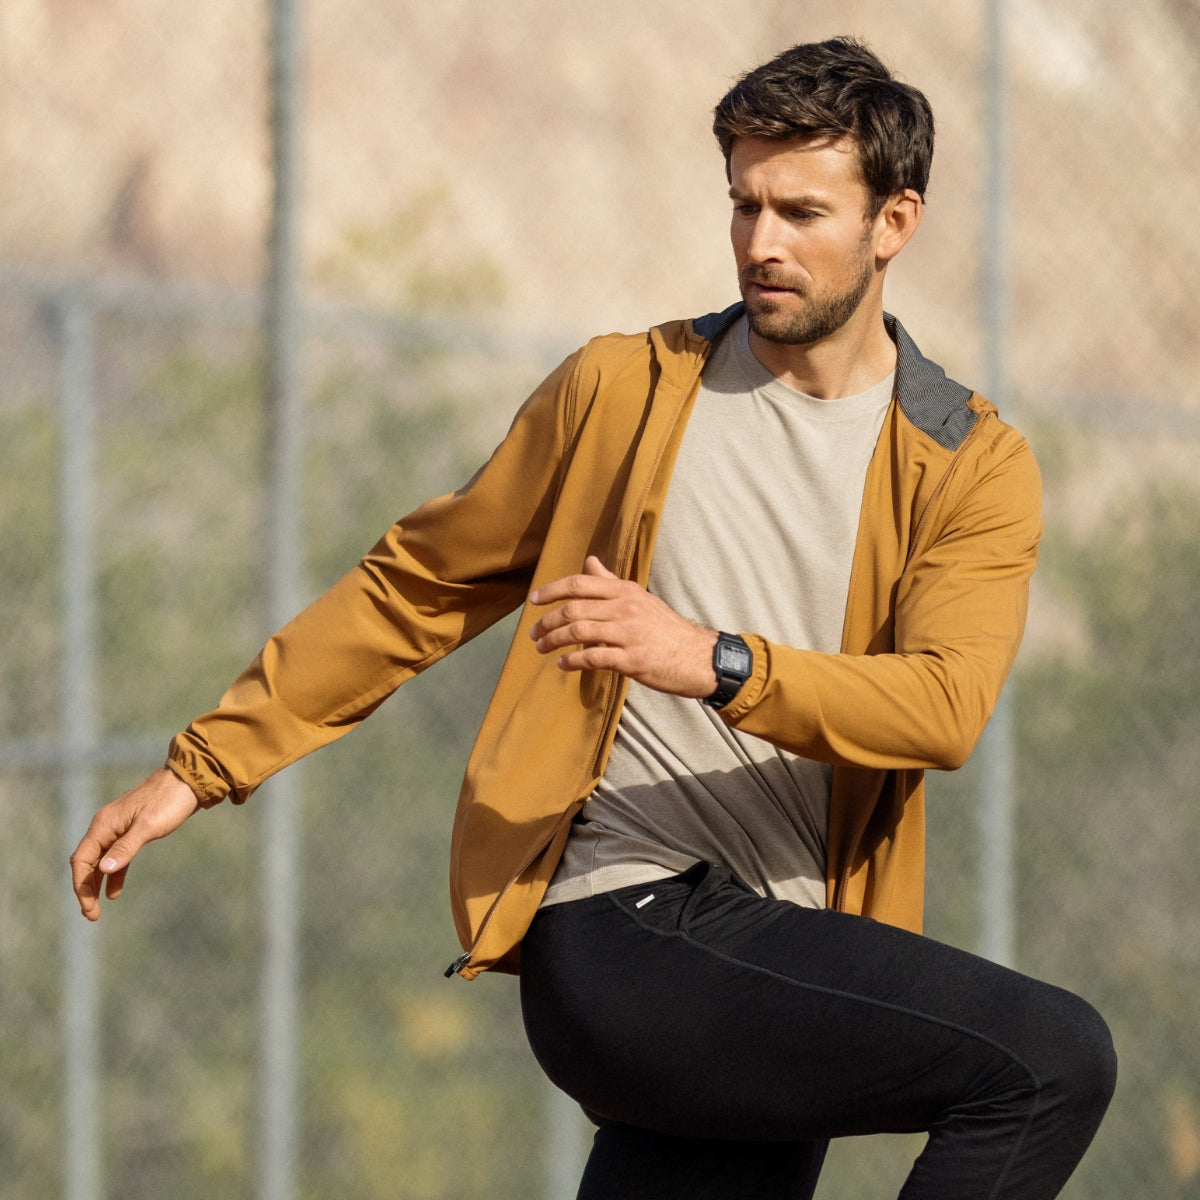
[715,631,769,725]
[164,747,230,808]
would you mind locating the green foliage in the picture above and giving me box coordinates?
[1022,485,1200,775]
[0,300,553,1199]
[94,341,268,730]
[314,184,507,315]
[1015,481,1200,1198]
[0,771,63,1200]
[0,404,60,737]
[302,356,482,588]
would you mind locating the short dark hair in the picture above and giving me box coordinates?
[712,37,935,214]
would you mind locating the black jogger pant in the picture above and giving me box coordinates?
[520,862,1116,1200]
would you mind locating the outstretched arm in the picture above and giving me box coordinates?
[69,767,201,921]
[67,348,589,917]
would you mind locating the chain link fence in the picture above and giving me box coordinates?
[3,1,1199,1197]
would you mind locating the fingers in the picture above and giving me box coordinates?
[529,592,638,658]
[531,603,621,652]
[528,557,630,655]
[528,555,619,607]
[582,555,618,580]
[68,768,200,921]
[70,818,126,921]
[526,558,719,697]
[104,864,130,903]
[70,804,131,921]
[550,642,629,675]
[70,842,106,922]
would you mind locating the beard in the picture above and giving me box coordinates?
[739,242,875,346]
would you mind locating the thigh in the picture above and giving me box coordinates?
[521,862,1085,1145]
[576,1122,827,1200]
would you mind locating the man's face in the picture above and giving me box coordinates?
[729,136,880,347]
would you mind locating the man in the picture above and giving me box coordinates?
[71,38,1115,1199]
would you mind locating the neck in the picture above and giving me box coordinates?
[747,303,897,399]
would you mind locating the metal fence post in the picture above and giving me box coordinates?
[259,1,304,1198]
[56,295,102,1200]
[544,1081,589,1200]
[978,0,1016,969]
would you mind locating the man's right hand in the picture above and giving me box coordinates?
[69,766,202,921]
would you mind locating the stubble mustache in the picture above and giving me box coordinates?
[739,265,806,296]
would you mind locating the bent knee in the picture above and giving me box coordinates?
[1036,988,1118,1123]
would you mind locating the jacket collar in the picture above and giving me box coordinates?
[692,303,977,452]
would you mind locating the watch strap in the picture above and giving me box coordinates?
[703,631,753,709]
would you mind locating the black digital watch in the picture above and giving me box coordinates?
[703,631,753,709]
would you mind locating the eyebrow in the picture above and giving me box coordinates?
[728,186,827,209]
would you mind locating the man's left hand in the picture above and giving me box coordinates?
[529,556,718,698]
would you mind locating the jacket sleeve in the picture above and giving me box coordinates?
[167,351,584,805]
[719,423,1042,772]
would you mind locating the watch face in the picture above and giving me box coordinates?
[716,641,752,675]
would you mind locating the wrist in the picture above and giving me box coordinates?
[703,632,753,709]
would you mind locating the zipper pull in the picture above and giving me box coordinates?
[444,951,471,978]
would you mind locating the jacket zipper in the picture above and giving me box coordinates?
[444,952,471,978]
[833,409,991,913]
[445,358,706,977]
[443,799,586,977]
[905,412,991,564]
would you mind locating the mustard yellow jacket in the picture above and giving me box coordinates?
[168,305,1042,979]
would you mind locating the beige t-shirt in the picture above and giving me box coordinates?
[543,318,894,908]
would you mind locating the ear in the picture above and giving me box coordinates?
[872,189,923,264]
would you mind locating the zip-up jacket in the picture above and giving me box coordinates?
[167,305,1042,979]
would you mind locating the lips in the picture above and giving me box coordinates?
[746,281,802,308]
[740,267,803,299]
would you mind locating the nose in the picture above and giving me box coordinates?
[743,211,785,265]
